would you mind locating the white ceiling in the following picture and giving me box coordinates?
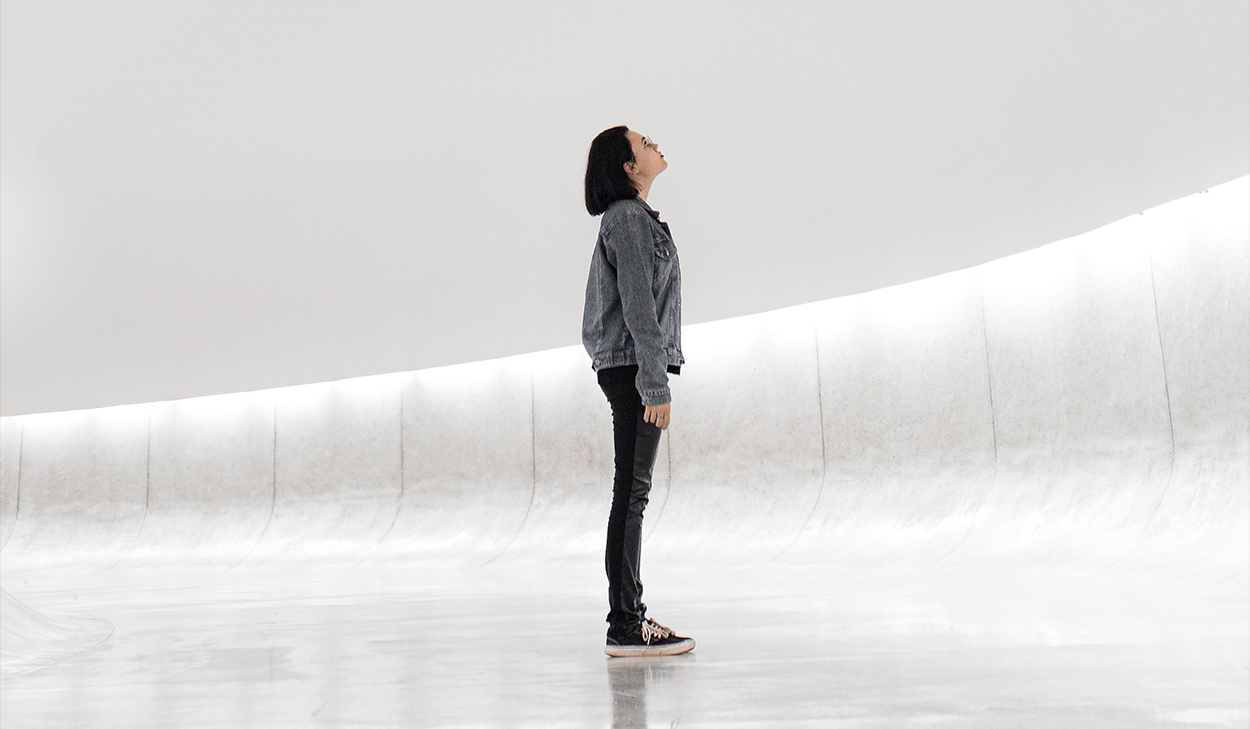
[2,0,1247,415]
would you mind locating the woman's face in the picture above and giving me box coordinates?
[625,129,667,181]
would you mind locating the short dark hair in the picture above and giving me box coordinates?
[584,125,639,216]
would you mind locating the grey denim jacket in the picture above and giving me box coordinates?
[582,195,685,406]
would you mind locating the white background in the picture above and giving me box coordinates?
[2,0,1247,415]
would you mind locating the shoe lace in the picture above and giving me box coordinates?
[642,618,674,642]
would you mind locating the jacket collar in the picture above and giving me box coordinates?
[629,195,663,222]
[630,195,672,237]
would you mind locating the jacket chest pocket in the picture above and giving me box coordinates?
[653,232,676,262]
[653,240,676,282]
[652,241,677,296]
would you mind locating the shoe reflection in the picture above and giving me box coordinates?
[606,654,694,728]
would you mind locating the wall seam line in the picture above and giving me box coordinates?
[1084,246,1178,580]
[1144,248,1177,523]
[774,317,827,563]
[2,420,23,552]
[930,273,996,568]
[229,398,277,570]
[481,362,537,566]
[368,379,407,560]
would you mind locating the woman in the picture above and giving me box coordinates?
[581,125,694,657]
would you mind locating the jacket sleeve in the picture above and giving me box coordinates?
[605,208,671,406]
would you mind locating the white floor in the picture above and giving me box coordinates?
[2,560,1245,728]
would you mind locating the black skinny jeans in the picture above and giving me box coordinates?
[597,363,666,638]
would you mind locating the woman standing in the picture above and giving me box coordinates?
[582,126,695,657]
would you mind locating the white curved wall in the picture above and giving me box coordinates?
[4,3,1247,419]
[0,177,1245,587]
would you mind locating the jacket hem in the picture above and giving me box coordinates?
[589,348,684,372]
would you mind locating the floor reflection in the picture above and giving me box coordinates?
[3,565,1244,727]
[607,653,694,728]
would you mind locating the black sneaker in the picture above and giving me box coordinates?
[605,617,695,657]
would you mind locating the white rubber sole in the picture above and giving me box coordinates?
[604,638,695,657]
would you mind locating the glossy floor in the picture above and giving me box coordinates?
[1,561,1246,728]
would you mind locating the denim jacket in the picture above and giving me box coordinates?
[582,195,684,406]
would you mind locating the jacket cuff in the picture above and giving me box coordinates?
[640,388,671,407]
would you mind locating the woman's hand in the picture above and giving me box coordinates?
[644,402,671,430]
